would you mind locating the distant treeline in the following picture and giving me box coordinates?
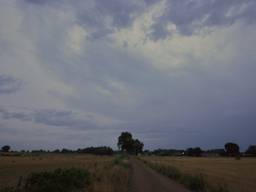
[0,146,114,156]
[1,144,256,157]
[52,146,114,155]
[146,148,226,157]
[146,144,256,157]
[50,146,114,155]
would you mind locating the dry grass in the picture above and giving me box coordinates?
[141,156,256,192]
[0,154,131,192]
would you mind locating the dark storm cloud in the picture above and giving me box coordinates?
[0,75,22,94]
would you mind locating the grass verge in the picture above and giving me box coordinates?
[142,160,229,192]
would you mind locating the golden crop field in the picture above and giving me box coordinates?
[0,154,131,192]
[141,156,256,192]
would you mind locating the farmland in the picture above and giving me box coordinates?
[0,154,131,192]
[1,154,256,192]
[141,156,256,192]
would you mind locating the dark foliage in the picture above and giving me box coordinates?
[224,142,240,156]
[186,147,203,157]
[1,145,10,152]
[132,139,144,155]
[0,168,90,192]
[61,149,74,153]
[117,132,134,152]
[245,145,256,155]
[152,149,185,156]
[117,132,144,154]
[77,146,113,155]
[24,168,90,192]
[205,149,226,156]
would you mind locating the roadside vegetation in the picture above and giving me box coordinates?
[142,159,225,192]
[141,156,256,192]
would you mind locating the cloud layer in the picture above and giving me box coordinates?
[0,0,256,150]
[0,75,22,94]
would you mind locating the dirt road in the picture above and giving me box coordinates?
[130,158,191,192]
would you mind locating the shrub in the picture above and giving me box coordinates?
[0,168,90,192]
[24,168,90,192]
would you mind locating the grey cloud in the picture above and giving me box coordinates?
[24,0,49,4]
[23,0,60,5]
[23,0,256,40]
[23,0,147,39]
[149,0,256,39]
[0,75,22,94]
[0,108,109,130]
[34,20,256,149]
[1,0,256,150]
[76,0,148,39]
[33,110,98,129]
[148,21,170,41]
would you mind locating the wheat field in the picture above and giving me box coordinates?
[141,156,256,192]
[0,154,131,192]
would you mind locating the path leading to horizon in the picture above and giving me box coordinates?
[130,158,191,192]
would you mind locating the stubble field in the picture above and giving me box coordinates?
[0,154,131,192]
[141,156,256,192]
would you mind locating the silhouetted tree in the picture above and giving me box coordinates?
[245,145,256,155]
[224,142,240,156]
[118,132,134,152]
[186,147,202,157]
[117,132,144,154]
[133,139,144,155]
[1,145,10,152]
[53,149,60,153]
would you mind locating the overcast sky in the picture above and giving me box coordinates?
[0,0,256,151]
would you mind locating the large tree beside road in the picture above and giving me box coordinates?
[117,132,144,155]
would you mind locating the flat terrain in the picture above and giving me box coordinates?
[0,154,193,192]
[2,154,255,192]
[0,154,131,192]
[130,158,190,192]
[141,156,256,192]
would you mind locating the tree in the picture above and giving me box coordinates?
[1,145,10,152]
[224,142,240,156]
[133,139,144,155]
[245,145,256,155]
[117,132,144,154]
[117,132,134,152]
[186,147,202,157]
